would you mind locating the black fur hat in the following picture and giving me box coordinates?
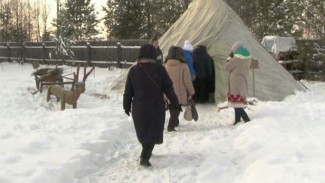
[165,46,186,63]
[138,44,157,60]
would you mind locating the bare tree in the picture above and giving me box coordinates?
[33,0,41,41]
[27,0,32,41]
[41,0,50,41]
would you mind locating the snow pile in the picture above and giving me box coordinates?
[1,62,325,183]
[0,63,132,183]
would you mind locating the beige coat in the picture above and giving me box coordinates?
[165,59,195,105]
[225,57,251,108]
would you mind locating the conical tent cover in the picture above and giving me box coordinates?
[159,0,305,103]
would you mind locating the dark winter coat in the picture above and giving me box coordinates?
[193,47,213,79]
[208,55,215,92]
[123,59,179,144]
[156,47,164,64]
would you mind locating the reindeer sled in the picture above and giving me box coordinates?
[46,65,94,110]
[32,66,64,93]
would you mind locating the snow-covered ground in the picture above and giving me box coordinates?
[1,62,325,183]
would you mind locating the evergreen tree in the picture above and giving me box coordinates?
[225,0,300,39]
[149,0,187,37]
[284,0,325,39]
[0,2,12,41]
[250,0,301,38]
[103,0,143,39]
[103,0,190,39]
[59,0,99,40]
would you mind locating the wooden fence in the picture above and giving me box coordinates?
[0,39,149,68]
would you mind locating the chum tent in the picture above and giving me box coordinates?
[158,0,305,103]
[112,0,305,103]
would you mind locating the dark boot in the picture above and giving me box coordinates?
[140,158,152,167]
[237,108,250,122]
[241,110,250,122]
[140,143,154,167]
[234,108,250,124]
[167,127,176,132]
[175,118,179,127]
[234,108,241,125]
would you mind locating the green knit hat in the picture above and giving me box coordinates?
[231,42,251,59]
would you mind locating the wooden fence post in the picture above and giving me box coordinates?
[21,42,26,63]
[117,42,122,68]
[62,50,65,65]
[7,43,11,62]
[42,42,46,63]
[87,42,91,66]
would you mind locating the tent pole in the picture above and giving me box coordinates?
[251,59,258,98]
[253,69,255,97]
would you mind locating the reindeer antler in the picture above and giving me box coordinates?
[82,63,95,82]
[71,65,81,91]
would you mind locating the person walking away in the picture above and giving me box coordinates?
[207,54,215,102]
[225,42,251,125]
[150,37,164,64]
[164,46,195,131]
[192,45,213,103]
[123,44,180,167]
[183,40,196,81]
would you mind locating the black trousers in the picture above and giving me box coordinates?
[168,104,180,129]
[194,78,209,103]
[140,143,155,160]
[234,108,250,124]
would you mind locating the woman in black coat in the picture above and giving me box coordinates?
[192,45,214,103]
[123,44,180,167]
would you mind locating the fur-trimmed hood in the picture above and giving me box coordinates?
[165,46,186,63]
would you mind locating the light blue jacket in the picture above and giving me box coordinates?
[183,50,196,78]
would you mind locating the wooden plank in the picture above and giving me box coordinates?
[41,81,74,86]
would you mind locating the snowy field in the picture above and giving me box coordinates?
[1,62,325,183]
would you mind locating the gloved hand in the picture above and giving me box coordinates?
[170,105,182,112]
[125,109,130,116]
[177,105,183,112]
[188,95,193,100]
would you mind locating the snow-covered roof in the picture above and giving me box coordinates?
[261,36,297,57]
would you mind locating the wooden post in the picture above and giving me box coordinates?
[87,42,91,66]
[42,42,46,64]
[253,69,255,97]
[7,43,11,62]
[117,42,122,68]
[21,42,26,63]
[62,45,65,65]
[250,58,259,98]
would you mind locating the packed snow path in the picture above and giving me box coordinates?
[92,105,239,183]
[1,63,325,183]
